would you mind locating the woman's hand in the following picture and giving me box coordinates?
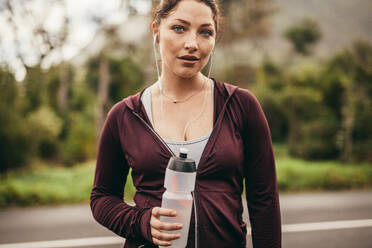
[150,207,183,246]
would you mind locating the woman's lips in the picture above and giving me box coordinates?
[178,58,199,65]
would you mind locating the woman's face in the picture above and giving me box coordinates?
[154,0,216,79]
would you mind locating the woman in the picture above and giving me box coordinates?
[90,0,282,247]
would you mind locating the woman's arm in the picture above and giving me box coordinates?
[90,104,153,243]
[240,89,282,248]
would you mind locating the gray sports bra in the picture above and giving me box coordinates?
[140,82,214,167]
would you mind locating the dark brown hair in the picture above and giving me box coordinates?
[152,0,222,36]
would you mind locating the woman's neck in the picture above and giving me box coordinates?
[159,70,206,99]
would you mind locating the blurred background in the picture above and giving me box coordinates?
[0,0,371,247]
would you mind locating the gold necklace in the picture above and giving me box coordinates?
[159,79,206,104]
[158,78,210,141]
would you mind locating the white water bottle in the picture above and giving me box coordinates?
[160,148,196,248]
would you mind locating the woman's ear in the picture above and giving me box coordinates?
[152,22,159,43]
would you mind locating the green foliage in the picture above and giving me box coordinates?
[45,68,60,112]
[22,66,46,113]
[58,76,97,165]
[109,57,144,103]
[253,41,372,162]
[258,93,288,142]
[61,110,96,166]
[86,55,144,106]
[324,40,372,162]
[254,60,288,141]
[289,112,339,160]
[284,18,322,55]
[1,53,145,171]
[0,69,33,173]
[27,106,63,158]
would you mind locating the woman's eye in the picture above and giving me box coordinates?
[201,29,213,37]
[172,25,185,32]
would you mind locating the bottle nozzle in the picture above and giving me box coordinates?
[179,147,188,159]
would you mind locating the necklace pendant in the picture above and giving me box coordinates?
[173,100,177,104]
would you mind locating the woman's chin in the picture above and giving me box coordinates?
[174,68,200,79]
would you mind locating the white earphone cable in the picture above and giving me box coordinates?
[153,34,215,248]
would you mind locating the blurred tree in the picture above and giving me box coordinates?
[4,0,71,114]
[85,1,145,136]
[55,65,97,165]
[57,62,73,114]
[109,56,144,102]
[22,65,46,114]
[87,54,144,135]
[284,18,322,56]
[326,40,372,162]
[0,68,32,173]
[254,60,288,142]
[89,25,128,136]
[279,68,339,159]
[27,106,63,159]
[45,64,74,115]
[255,40,372,162]
[0,0,150,168]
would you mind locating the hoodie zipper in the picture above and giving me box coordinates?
[131,110,176,157]
[131,85,237,248]
[132,109,197,248]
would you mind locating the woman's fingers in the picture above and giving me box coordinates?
[152,237,171,247]
[151,207,183,230]
[151,228,181,241]
[151,217,183,231]
[152,207,177,218]
[150,206,182,245]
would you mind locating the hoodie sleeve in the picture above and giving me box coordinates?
[90,103,154,244]
[239,89,282,248]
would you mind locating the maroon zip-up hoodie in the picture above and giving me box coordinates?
[90,79,281,248]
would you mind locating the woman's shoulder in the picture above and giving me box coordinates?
[110,89,144,114]
[219,81,266,124]
[234,85,258,103]
[104,91,140,122]
[216,80,260,108]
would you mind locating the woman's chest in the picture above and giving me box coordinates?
[150,85,214,141]
[120,111,245,187]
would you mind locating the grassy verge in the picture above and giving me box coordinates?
[276,158,372,191]
[0,161,135,208]
[1,145,371,208]
[273,143,372,191]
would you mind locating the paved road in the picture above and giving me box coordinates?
[0,190,371,248]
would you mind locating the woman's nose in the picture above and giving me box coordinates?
[184,33,198,52]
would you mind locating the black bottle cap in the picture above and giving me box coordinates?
[167,148,196,172]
